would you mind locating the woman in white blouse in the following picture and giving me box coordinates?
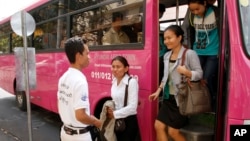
[107,56,140,141]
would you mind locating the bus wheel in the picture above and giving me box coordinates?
[15,91,27,111]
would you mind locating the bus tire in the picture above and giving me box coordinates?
[15,91,27,111]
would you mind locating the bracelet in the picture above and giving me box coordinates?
[158,86,163,90]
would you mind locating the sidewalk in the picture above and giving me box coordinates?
[0,89,18,141]
[0,88,14,98]
[0,128,19,141]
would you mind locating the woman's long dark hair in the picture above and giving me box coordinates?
[188,0,213,7]
[188,0,212,23]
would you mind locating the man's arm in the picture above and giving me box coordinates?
[75,108,102,128]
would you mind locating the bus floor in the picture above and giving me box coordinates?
[159,100,215,141]
[180,113,215,141]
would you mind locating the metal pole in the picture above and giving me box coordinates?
[21,10,33,141]
[176,0,179,25]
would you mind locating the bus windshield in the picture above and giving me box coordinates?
[239,0,250,55]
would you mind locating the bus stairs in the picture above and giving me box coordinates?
[180,113,215,141]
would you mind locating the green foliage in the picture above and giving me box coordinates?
[0,35,9,53]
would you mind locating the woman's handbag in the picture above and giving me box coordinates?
[114,118,126,132]
[177,49,212,116]
[114,77,132,132]
[87,126,102,141]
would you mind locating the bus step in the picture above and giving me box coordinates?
[180,125,214,141]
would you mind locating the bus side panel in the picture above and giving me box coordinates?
[225,0,250,140]
[144,0,159,140]
[85,51,153,90]
[0,55,16,94]
[140,0,159,139]
[30,52,68,113]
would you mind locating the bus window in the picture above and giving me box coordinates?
[0,34,10,54]
[66,0,99,12]
[35,21,57,49]
[102,1,143,45]
[12,33,33,51]
[0,22,34,53]
[71,9,102,46]
[0,23,11,54]
[34,17,67,50]
[71,0,143,47]
[32,1,59,23]
[239,0,250,55]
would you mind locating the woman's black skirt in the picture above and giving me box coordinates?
[157,95,188,129]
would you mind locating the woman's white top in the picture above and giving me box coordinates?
[111,74,139,119]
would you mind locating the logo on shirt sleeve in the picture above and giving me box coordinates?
[81,95,87,101]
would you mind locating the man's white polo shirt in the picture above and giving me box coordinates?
[57,68,90,127]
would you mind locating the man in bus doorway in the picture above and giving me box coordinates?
[57,37,102,141]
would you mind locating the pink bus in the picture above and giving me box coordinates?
[0,0,250,141]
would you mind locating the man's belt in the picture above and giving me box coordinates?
[63,125,89,135]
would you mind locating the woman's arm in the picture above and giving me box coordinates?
[148,82,164,101]
[187,50,203,81]
[177,50,203,81]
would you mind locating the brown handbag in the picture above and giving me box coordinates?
[114,77,132,132]
[177,49,212,116]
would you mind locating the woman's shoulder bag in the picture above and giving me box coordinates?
[177,49,212,116]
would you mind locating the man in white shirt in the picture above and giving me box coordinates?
[57,37,102,141]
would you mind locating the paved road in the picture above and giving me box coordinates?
[0,89,62,141]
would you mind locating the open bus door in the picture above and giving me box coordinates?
[159,0,223,141]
